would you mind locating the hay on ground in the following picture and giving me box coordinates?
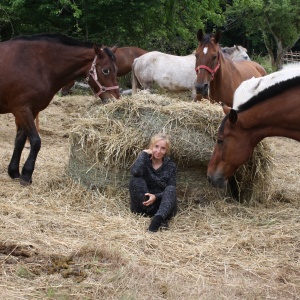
[68,92,274,203]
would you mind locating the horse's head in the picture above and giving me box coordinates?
[194,30,222,100]
[207,107,254,188]
[222,45,250,61]
[87,45,120,102]
[232,45,250,61]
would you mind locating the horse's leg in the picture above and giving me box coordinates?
[20,120,41,186]
[9,112,41,185]
[24,113,40,148]
[35,113,40,132]
[8,125,28,179]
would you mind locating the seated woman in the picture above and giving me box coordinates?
[129,133,177,232]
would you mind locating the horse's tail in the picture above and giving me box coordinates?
[131,59,141,94]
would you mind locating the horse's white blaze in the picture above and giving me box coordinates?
[203,47,208,54]
[233,65,300,110]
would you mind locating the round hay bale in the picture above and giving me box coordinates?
[68,93,274,203]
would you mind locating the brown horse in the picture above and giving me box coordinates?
[207,67,300,189]
[60,46,148,95]
[194,30,267,106]
[28,46,143,147]
[0,33,119,185]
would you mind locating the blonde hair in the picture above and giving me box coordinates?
[149,133,171,155]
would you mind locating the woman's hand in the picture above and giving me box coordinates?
[143,193,156,206]
[143,148,152,159]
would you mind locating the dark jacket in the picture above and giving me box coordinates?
[130,151,176,200]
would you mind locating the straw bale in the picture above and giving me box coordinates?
[68,93,274,203]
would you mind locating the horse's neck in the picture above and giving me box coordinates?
[53,47,93,83]
[239,87,300,143]
[210,58,237,105]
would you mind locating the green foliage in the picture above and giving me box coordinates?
[251,54,273,74]
[0,0,226,54]
[0,0,299,62]
[225,0,300,69]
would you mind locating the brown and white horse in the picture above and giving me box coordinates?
[207,66,300,189]
[194,30,267,106]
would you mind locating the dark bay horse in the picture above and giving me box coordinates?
[0,33,119,185]
[207,67,300,189]
[194,30,267,106]
[60,46,148,95]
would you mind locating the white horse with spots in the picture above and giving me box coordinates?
[221,45,250,61]
[132,46,250,95]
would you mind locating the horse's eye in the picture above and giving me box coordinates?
[102,68,110,75]
[217,139,223,144]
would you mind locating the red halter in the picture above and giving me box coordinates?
[87,55,119,97]
[195,61,220,79]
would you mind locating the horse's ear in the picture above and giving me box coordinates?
[111,45,117,53]
[197,29,204,42]
[228,109,238,125]
[221,102,231,115]
[214,31,222,43]
[93,44,102,57]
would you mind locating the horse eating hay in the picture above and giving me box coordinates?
[194,30,267,106]
[0,33,119,185]
[207,66,300,189]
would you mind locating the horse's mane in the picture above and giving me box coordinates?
[236,75,300,112]
[103,47,116,61]
[12,33,94,48]
[219,114,229,135]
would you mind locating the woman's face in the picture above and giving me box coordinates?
[151,139,168,160]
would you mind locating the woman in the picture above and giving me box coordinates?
[129,133,177,232]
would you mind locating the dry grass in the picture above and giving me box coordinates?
[0,94,299,300]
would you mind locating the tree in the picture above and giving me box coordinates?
[0,0,79,40]
[225,0,300,70]
[0,0,226,54]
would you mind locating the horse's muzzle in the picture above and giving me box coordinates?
[207,175,227,189]
[195,82,209,97]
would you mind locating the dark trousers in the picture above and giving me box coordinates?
[129,177,177,219]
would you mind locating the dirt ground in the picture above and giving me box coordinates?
[0,94,299,300]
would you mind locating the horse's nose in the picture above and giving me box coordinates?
[195,82,209,96]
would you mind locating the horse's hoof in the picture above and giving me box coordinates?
[19,177,32,186]
[8,171,20,179]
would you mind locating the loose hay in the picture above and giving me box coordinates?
[68,93,274,203]
[0,95,299,300]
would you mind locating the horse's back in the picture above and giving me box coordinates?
[235,60,267,78]
[132,51,196,91]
